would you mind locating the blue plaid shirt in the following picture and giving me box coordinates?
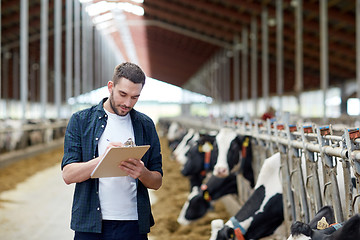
[61,98,163,234]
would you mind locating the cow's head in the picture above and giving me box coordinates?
[213,225,235,240]
[285,206,360,240]
[166,122,180,142]
[212,128,242,177]
[209,219,225,240]
[181,133,217,175]
[288,215,360,240]
[177,186,211,225]
[177,132,200,165]
[173,129,196,162]
[166,122,187,151]
[184,193,211,221]
[181,144,208,176]
[178,174,238,224]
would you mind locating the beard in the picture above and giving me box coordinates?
[109,92,131,116]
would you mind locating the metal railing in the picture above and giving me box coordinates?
[159,116,360,236]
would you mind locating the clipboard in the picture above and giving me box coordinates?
[91,145,150,178]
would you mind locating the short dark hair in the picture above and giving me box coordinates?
[112,62,146,86]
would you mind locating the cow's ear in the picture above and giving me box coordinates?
[290,221,312,237]
[308,206,335,229]
[234,135,243,145]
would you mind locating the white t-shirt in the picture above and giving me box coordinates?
[98,109,138,220]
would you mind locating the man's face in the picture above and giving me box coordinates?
[108,78,143,116]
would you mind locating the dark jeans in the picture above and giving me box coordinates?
[74,220,148,240]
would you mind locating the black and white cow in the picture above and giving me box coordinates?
[177,173,238,225]
[287,205,360,240]
[173,128,200,165]
[212,128,254,186]
[212,127,241,177]
[210,152,283,240]
[1,119,24,152]
[212,128,254,187]
[180,133,217,189]
[166,121,187,151]
[181,129,254,190]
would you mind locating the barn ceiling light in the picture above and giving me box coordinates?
[84,0,144,17]
[118,2,144,16]
[85,1,116,17]
[130,0,144,3]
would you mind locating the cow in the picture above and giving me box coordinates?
[212,128,254,186]
[43,118,54,143]
[212,127,240,177]
[1,119,24,152]
[212,128,254,185]
[180,133,217,189]
[177,173,238,225]
[181,131,254,190]
[166,121,187,151]
[209,152,283,240]
[26,119,44,146]
[172,128,199,165]
[287,205,360,240]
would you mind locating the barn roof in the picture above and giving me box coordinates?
[1,0,357,103]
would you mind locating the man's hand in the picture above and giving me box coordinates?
[119,158,162,190]
[105,141,124,151]
[119,158,145,179]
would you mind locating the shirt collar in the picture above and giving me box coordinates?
[95,98,108,120]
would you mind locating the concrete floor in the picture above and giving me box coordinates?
[0,164,157,240]
[0,164,74,240]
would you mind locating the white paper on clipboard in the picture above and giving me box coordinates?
[90,145,150,178]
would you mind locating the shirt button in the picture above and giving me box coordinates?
[98,117,101,119]
[97,207,100,211]
[93,155,95,158]
[105,115,107,118]
[95,137,99,140]
[101,125,104,128]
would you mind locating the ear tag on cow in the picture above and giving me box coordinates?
[330,222,342,230]
[199,141,213,153]
[242,137,249,158]
[317,217,329,230]
[201,184,208,191]
[203,191,211,202]
[242,137,249,147]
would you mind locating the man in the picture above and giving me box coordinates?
[62,62,163,240]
